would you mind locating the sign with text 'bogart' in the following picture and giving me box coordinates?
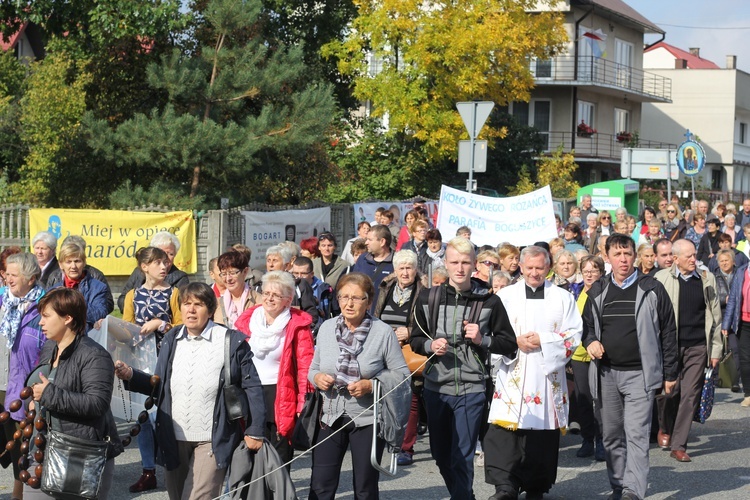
[437,185,556,247]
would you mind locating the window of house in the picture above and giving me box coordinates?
[532,58,552,78]
[614,108,630,133]
[711,169,722,190]
[512,100,551,149]
[578,101,595,128]
[740,122,747,144]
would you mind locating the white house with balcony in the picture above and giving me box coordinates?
[641,44,750,196]
[506,0,673,185]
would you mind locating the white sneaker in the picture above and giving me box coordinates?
[741,397,750,407]
[475,451,485,467]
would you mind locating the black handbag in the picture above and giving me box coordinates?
[41,428,109,500]
[223,332,249,421]
[291,389,321,451]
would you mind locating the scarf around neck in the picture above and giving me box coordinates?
[334,313,372,388]
[0,285,44,348]
[248,306,291,358]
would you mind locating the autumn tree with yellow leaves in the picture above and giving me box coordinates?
[510,146,580,198]
[323,0,568,161]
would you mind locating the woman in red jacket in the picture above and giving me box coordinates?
[235,270,314,463]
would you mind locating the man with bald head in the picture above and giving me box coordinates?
[654,239,722,463]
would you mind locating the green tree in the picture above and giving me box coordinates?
[260,0,359,109]
[18,50,92,204]
[510,146,579,198]
[86,0,336,203]
[0,51,26,177]
[323,0,567,161]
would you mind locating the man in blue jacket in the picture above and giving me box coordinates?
[352,224,394,311]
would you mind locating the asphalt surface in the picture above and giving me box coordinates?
[2,388,750,499]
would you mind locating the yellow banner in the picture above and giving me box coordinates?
[29,209,197,276]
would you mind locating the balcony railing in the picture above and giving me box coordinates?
[532,56,671,101]
[539,131,676,160]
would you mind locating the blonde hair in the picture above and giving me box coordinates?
[446,237,475,259]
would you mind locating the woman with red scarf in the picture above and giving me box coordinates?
[49,242,110,332]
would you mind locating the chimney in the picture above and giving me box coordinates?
[689,47,700,57]
[675,58,688,69]
[727,55,737,69]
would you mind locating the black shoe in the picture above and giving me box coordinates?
[576,439,594,458]
[417,424,427,435]
[621,490,640,500]
[607,488,622,500]
[595,438,606,461]
[489,490,516,500]
[732,384,742,393]
[568,421,581,435]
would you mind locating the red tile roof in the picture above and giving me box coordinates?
[0,21,27,52]
[645,41,721,69]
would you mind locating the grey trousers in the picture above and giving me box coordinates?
[599,366,655,500]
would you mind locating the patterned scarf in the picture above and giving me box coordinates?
[334,313,372,388]
[0,285,44,348]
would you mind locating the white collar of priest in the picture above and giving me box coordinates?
[525,283,545,299]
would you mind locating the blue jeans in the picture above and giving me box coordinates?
[423,388,486,500]
[138,413,156,469]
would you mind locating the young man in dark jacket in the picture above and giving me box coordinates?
[411,237,516,500]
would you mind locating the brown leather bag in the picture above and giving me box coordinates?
[402,344,427,376]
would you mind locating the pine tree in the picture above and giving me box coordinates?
[86,0,336,202]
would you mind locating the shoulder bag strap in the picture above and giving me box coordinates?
[428,285,442,336]
[219,299,230,327]
[224,331,232,388]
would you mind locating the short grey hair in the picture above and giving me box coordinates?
[582,194,592,201]
[278,241,300,260]
[568,216,582,226]
[716,248,735,263]
[432,267,449,280]
[61,235,87,249]
[393,250,418,269]
[32,231,57,252]
[615,207,627,216]
[520,245,550,267]
[266,244,293,264]
[587,213,598,221]
[151,231,180,253]
[261,270,296,299]
[6,253,41,282]
[725,213,736,222]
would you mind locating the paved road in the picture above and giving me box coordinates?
[3,388,749,499]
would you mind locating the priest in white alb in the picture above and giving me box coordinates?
[483,245,583,500]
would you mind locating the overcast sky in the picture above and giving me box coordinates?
[627,0,750,72]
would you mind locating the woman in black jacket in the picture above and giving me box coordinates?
[27,288,123,499]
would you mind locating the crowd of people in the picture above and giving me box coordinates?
[0,193,746,500]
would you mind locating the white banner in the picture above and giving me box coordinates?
[243,207,331,270]
[436,185,557,247]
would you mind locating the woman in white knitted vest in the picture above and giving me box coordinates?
[308,272,409,499]
[234,270,314,464]
[115,283,266,500]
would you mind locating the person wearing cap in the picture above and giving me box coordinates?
[697,217,722,264]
